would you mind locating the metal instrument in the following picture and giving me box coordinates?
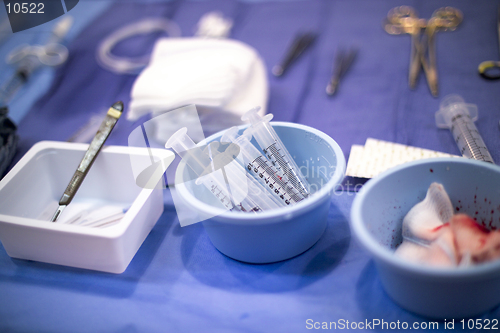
[51,101,124,222]
[0,16,72,106]
[272,32,316,77]
[478,5,500,80]
[326,47,357,96]
[384,6,462,97]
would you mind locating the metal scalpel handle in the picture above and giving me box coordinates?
[51,101,123,222]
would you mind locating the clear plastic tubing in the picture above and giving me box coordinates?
[166,128,281,213]
[221,126,305,206]
[435,94,494,164]
[242,107,311,197]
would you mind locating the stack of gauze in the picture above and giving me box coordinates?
[396,183,500,266]
[127,38,268,143]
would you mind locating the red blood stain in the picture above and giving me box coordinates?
[431,223,449,232]
[430,169,433,173]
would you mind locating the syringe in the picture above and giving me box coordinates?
[166,128,236,211]
[242,107,311,197]
[221,126,305,206]
[205,141,284,211]
[166,128,281,213]
[435,94,494,164]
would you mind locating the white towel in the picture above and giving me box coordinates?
[128,38,268,138]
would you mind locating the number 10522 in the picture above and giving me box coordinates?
[6,3,44,14]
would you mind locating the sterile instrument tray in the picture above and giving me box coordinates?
[0,141,173,273]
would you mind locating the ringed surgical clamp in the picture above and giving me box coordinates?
[478,5,500,80]
[384,6,462,97]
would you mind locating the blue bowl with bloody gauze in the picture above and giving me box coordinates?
[351,157,500,318]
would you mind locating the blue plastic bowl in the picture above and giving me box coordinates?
[175,122,345,263]
[351,158,500,318]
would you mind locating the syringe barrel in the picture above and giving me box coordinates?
[242,108,311,197]
[221,127,262,162]
[450,116,494,163]
[197,169,239,211]
[222,126,304,205]
[435,95,494,163]
[242,107,277,148]
[213,150,283,210]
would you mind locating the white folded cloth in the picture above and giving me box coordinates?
[128,37,268,142]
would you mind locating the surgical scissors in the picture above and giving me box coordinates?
[384,6,462,97]
[478,5,500,80]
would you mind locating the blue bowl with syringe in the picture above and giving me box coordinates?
[166,108,346,263]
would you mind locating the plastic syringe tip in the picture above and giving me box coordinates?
[439,94,465,110]
[241,107,262,124]
[435,94,478,129]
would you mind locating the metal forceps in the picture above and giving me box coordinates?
[384,6,462,97]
